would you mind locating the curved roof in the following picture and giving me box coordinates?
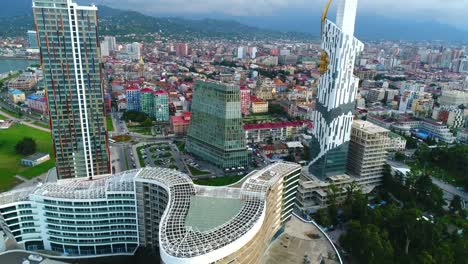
[0,163,301,262]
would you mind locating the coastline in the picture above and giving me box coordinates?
[0,56,39,61]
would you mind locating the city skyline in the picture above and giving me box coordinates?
[0,0,466,263]
[85,0,468,31]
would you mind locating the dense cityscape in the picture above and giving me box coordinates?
[0,0,466,264]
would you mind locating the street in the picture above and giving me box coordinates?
[431,177,468,208]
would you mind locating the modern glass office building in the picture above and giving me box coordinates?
[0,163,301,263]
[139,87,154,118]
[33,0,110,179]
[308,0,364,179]
[187,80,248,172]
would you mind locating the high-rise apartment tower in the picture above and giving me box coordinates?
[33,0,110,179]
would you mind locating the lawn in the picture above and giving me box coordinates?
[128,126,152,135]
[107,116,114,132]
[175,141,186,152]
[32,121,50,129]
[243,114,280,124]
[194,175,246,186]
[0,107,22,118]
[187,165,210,176]
[0,123,55,191]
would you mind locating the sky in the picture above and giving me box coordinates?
[90,0,468,30]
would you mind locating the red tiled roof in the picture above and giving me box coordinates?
[125,85,139,91]
[155,90,168,95]
[140,88,154,93]
[243,121,312,130]
[250,96,265,103]
[171,115,190,125]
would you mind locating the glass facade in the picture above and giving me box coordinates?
[154,91,169,122]
[139,89,154,118]
[187,80,248,171]
[33,0,110,179]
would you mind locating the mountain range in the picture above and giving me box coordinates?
[1,1,468,42]
[0,4,314,41]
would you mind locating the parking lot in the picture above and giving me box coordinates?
[137,142,185,171]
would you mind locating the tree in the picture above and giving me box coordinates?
[449,195,462,215]
[15,137,37,156]
[122,111,148,123]
[268,104,287,116]
[340,221,394,264]
[394,151,406,162]
[142,118,153,127]
[314,208,332,227]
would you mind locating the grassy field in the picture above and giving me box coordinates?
[0,107,22,118]
[32,121,50,129]
[194,175,246,186]
[175,141,185,152]
[243,114,280,124]
[0,122,55,191]
[128,126,152,135]
[187,165,210,176]
[107,116,114,132]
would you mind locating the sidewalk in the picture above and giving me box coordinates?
[0,109,50,133]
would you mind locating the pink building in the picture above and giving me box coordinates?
[240,86,251,116]
[175,43,189,57]
[26,95,48,115]
[171,112,191,136]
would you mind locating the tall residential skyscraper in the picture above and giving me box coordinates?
[187,80,248,172]
[308,0,364,179]
[33,0,110,179]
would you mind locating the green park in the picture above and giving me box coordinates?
[0,115,55,191]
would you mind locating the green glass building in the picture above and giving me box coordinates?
[139,87,155,118]
[33,0,110,179]
[187,80,248,172]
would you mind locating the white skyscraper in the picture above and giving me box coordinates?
[237,46,246,59]
[251,47,258,59]
[104,36,117,51]
[307,0,364,179]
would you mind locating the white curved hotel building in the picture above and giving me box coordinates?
[0,162,301,263]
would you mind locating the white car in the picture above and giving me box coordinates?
[28,255,43,262]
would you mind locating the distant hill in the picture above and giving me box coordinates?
[0,0,32,17]
[2,2,466,42]
[0,5,315,41]
[212,11,468,43]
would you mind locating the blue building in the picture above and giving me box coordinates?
[125,86,140,112]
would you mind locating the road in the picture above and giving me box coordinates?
[0,109,50,133]
[431,177,468,208]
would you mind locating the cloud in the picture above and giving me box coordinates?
[359,0,468,28]
[90,0,468,29]
[95,0,308,16]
